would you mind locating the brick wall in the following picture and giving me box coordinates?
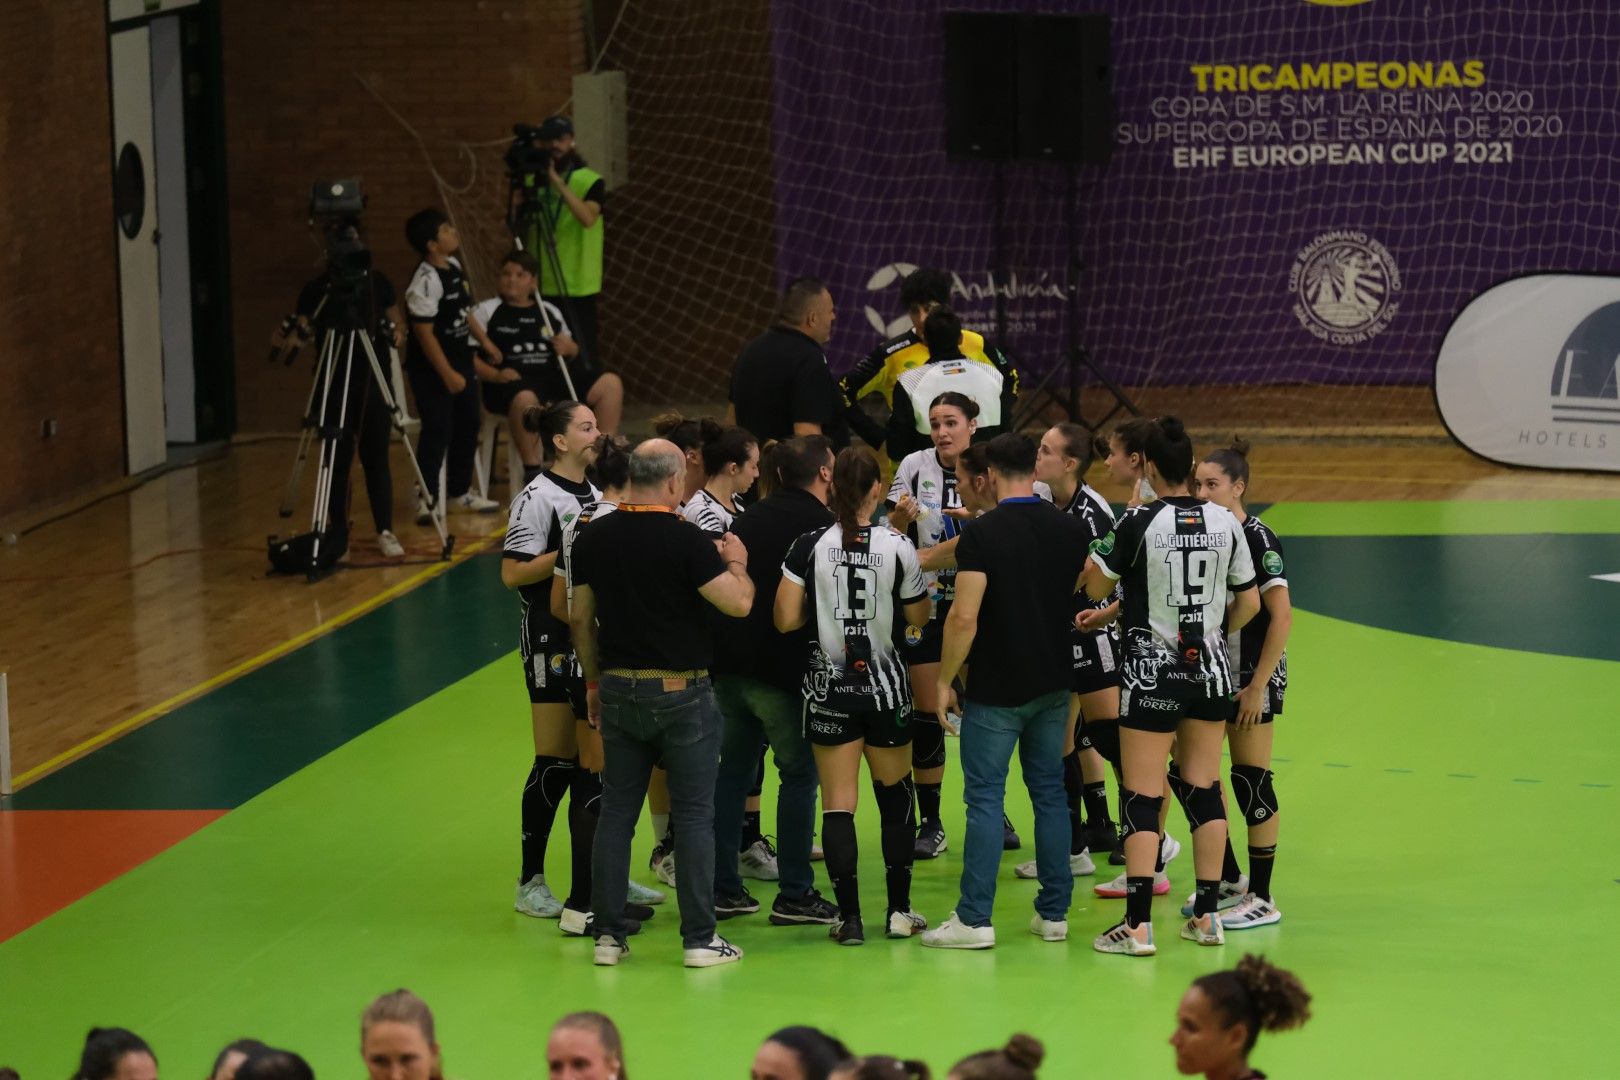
[0,3,124,521]
[222,0,586,433]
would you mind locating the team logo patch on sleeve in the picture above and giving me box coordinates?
[549,654,568,675]
[1092,533,1115,556]
[1262,550,1284,575]
[904,624,925,646]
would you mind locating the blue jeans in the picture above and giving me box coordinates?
[590,674,722,948]
[712,675,820,899]
[955,689,1073,927]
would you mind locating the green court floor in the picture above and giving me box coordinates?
[1,500,1617,1077]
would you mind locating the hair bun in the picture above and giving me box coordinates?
[1236,954,1313,1033]
[1002,1033,1044,1071]
[1229,436,1251,459]
[698,417,724,442]
[651,411,685,436]
[1158,415,1186,442]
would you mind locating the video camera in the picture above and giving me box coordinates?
[506,124,552,177]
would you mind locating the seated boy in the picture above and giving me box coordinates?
[402,208,507,520]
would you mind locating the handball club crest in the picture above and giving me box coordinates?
[1290,231,1401,346]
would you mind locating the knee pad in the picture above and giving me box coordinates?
[910,712,947,770]
[872,776,916,826]
[1174,778,1227,832]
[1230,765,1278,828]
[570,766,603,816]
[1165,761,1192,804]
[1119,788,1164,839]
[1080,717,1121,767]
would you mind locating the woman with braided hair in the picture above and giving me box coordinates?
[1171,954,1312,1078]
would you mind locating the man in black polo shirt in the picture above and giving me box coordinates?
[919,431,1090,951]
[710,436,840,925]
[571,439,755,969]
[727,277,850,448]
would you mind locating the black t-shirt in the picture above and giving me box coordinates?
[712,487,835,688]
[954,496,1092,706]
[403,257,474,372]
[729,326,850,448]
[571,508,732,671]
[296,270,396,354]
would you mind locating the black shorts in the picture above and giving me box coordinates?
[1120,685,1235,734]
[803,701,912,749]
[896,617,943,667]
[524,648,586,718]
[1233,678,1284,723]
[483,368,597,416]
[1070,629,1122,695]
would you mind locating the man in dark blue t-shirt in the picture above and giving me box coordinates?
[919,432,1089,951]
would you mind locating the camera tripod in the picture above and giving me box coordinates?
[278,292,453,580]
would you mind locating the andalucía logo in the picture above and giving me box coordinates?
[1290,231,1401,346]
[1550,302,1620,423]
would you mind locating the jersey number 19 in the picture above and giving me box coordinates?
[1165,549,1217,607]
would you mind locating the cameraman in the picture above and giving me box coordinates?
[271,218,405,559]
[513,116,611,393]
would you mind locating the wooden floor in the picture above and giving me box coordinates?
[2,424,1617,789]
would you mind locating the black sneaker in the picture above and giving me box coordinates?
[624,901,656,922]
[715,887,761,918]
[829,915,865,945]
[914,819,948,859]
[580,914,642,938]
[769,888,839,925]
[1002,814,1023,851]
[1108,828,1126,866]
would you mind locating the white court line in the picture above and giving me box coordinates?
[1591,572,1620,584]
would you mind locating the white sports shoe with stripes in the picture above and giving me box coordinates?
[1181,911,1226,946]
[1220,893,1282,930]
[1093,919,1155,956]
[1180,876,1249,917]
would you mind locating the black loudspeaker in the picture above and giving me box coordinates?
[943,13,1021,160]
[943,12,1114,165]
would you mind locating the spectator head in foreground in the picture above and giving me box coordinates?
[751,1027,852,1080]
[547,1012,627,1080]
[360,989,441,1080]
[1172,955,1312,1078]
[946,1034,1043,1080]
[73,1029,156,1080]
[233,1051,312,1080]
[209,1040,270,1080]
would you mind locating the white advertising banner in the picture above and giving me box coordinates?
[1435,274,1620,473]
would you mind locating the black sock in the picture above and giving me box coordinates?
[916,781,942,825]
[1248,844,1276,900]
[1194,878,1220,917]
[1062,751,1085,852]
[822,810,860,920]
[740,809,763,851]
[1081,780,1110,838]
[1154,832,1167,874]
[1125,875,1154,928]
[873,778,916,914]
[1223,837,1244,883]
[521,755,575,882]
[564,767,602,910]
[521,463,544,486]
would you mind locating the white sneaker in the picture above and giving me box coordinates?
[1161,833,1182,866]
[1220,893,1282,930]
[558,904,589,936]
[626,878,667,906]
[1029,914,1068,942]
[886,910,928,939]
[739,837,780,881]
[1181,911,1226,946]
[414,494,433,526]
[683,935,744,968]
[1014,849,1095,879]
[1180,876,1249,917]
[377,530,405,558]
[1093,919,1156,956]
[451,491,501,513]
[593,934,629,966]
[515,875,562,919]
[1094,870,1171,898]
[919,912,995,950]
[651,849,677,889]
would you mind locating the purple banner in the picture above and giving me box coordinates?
[768,2,1620,387]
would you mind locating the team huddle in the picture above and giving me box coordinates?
[494,290,1292,967]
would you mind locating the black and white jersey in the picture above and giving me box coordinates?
[503,470,601,656]
[404,257,473,368]
[559,500,617,615]
[472,297,570,381]
[1091,495,1257,698]
[681,488,737,536]
[1227,515,1289,695]
[887,448,964,608]
[1056,482,1117,618]
[782,524,928,713]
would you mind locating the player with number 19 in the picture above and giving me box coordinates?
[776,448,934,945]
[1082,416,1260,958]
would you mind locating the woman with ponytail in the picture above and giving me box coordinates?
[947,1034,1044,1080]
[1194,438,1291,930]
[682,425,761,535]
[776,448,933,944]
[1082,416,1261,957]
[1172,954,1312,1077]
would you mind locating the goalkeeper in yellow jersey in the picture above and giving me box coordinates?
[838,266,1019,461]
